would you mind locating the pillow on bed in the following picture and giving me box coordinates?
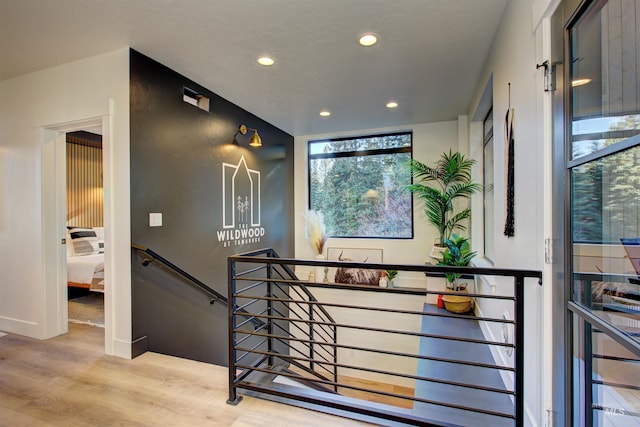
[67,226,100,256]
[93,227,105,254]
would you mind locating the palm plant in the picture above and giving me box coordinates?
[437,234,477,287]
[407,150,481,248]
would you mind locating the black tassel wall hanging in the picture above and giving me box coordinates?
[504,83,515,237]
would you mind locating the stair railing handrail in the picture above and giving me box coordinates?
[132,243,227,305]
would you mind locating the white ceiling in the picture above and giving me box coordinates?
[0,0,507,136]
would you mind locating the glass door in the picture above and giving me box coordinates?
[561,0,640,425]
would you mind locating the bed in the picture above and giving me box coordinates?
[67,226,104,292]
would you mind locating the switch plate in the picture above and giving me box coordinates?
[149,212,162,227]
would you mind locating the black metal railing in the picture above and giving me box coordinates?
[227,249,542,427]
[228,248,338,394]
[132,243,227,305]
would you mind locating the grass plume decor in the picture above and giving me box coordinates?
[305,210,328,255]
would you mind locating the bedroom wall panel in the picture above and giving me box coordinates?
[129,50,294,365]
[66,141,104,227]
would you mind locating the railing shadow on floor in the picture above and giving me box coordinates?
[227,248,542,427]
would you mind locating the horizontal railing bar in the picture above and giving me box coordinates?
[237,347,515,396]
[233,264,268,277]
[240,312,513,348]
[235,298,262,313]
[244,317,334,363]
[592,379,640,391]
[592,354,640,364]
[236,293,515,325]
[229,254,543,282]
[234,329,514,371]
[235,280,267,295]
[275,306,335,344]
[235,366,515,420]
[236,308,268,329]
[235,276,517,300]
[281,356,335,378]
[271,303,333,342]
[271,284,337,328]
[236,338,269,364]
[234,354,269,384]
[234,323,269,347]
[269,274,337,325]
[269,335,325,363]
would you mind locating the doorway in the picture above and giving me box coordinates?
[552,0,640,425]
[65,130,106,331]
[41,116,112,351]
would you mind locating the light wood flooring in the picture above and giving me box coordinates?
[0,323,374,427]
[338,377,414,410]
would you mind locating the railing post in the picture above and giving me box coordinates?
[333,323,338,393]
[309,300,315,372]
[226,257,242,405]
[515,274,525,427]
[267,259,274,367]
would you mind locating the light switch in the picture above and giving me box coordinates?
[149,212,162,227]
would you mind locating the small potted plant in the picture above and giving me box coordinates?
[386,269,398,287]
[437,234,476,313]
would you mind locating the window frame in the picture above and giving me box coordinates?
[483,108,495,263]
[307,131,414,239]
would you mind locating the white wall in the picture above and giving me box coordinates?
[467,0,557,425]
[0,49,132,358]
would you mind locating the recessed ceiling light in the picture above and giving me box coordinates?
[257,56,274,66]
[571,78,591,87]
[359,33,378,47]
[319,110,331,117]
[386,101,398,109]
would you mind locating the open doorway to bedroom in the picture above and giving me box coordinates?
[65,129,106,331]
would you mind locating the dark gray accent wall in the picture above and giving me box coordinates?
[130,50,294,365]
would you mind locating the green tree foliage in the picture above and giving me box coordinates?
[571,116,640,244]
[309,133,412,238]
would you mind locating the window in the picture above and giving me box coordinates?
[308,132,413,238]
[483,108,494,261]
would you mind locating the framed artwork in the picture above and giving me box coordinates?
[326,247,383,286]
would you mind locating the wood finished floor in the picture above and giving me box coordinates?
[0,324,374,427]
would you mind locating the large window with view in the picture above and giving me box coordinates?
[308,132,413,238]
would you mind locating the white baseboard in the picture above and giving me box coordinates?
[0,315,40,338]
[110,337,133,359]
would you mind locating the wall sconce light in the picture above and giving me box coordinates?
[232,124,262,147]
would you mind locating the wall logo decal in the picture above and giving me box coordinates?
[217,156,266,247]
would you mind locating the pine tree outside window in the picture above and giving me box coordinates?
[308,132,413,238]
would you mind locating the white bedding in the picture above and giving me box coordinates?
[67,254,104,292]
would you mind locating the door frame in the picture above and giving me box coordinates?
[41,115,112,351]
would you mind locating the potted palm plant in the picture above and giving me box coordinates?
[438,234,476,313]
[407,150,481,261]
